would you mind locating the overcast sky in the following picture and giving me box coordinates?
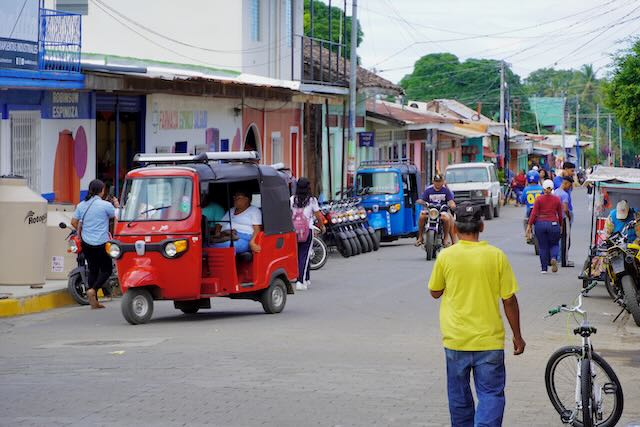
[355,0,640,83]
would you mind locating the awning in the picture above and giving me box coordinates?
[532,147,553,156]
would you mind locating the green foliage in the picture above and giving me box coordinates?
[303,0,363,60]
[606,38,640,148]
[398,53,536,132]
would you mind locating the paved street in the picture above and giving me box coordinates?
[1,188,639,427]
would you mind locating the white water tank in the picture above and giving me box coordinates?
[0,176,47,285]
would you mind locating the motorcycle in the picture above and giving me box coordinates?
[420,203,449,261]
[58,222,118,305]
[602,221,640,326]
[319,196,379,258]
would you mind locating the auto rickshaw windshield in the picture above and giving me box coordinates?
[357,172,399,195]
[120,177,193,221]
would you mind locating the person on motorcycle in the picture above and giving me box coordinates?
[416,174,456,247]
[512,170,527,207]
[604,200,640,242]
[520,170,543,243]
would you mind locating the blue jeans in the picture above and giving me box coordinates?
[534,221,560,271]
[445,349,506,427]
[210,231,252,254]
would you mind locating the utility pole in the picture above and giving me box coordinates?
[499,60,505,169]
[575,95,580,168]
[347,0,358,187]
[619,126,623,167]
[607,113,612,166]
[595,104,600,164]
[561,93,566,161]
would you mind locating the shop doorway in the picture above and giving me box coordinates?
[244,125,261,154]
[95,95,145,196]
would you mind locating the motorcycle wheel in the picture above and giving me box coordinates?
[621,275,640,326]
[425,230,436,261]
[363,231,374,253]
[310,236,328,270]
[337,235,352,258]
[350,236,362,255]
[68,273,89,305]
[375,229,383,246]
[604,275,617,301]
[368,228,380,251]
[357,230,371,253]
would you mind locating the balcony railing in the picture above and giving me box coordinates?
[301,35,348,87]
[39,8,81,73]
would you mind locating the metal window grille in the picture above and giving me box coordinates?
[251,0,261,41]
[39,8,82,73]
[10,111,41,192]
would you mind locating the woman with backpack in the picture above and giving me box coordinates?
[291,178,325,291]
[71,179,119,309]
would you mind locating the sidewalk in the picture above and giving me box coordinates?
[0,280,76,318]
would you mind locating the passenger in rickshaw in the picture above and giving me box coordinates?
[604,199,640,242]
[211,190,262,254]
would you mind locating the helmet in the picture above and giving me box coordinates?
[526,170,540,184]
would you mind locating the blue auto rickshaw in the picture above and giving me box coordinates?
[355,161,421,242]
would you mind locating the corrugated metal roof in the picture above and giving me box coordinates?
[366,100,458,125]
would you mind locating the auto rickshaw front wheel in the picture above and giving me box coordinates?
[121,288,154,325]
[261,278,287,314]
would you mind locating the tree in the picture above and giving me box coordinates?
[399,53,536,132]
[303,0,363,60]
[606,38,640,147]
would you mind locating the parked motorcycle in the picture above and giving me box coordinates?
[602,221,640,326]
[319,196,379,258]
[58,222,118,305]
[420,203,449,261]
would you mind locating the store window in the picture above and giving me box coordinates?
[10,111,41,192]
[271,131,283,164]
[251,0,261,41]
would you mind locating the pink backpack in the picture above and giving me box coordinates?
[292,207,311,242]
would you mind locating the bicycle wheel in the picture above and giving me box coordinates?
[545,346,623,427]
[581,359,594,427]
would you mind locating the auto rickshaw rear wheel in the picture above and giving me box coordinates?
[261,278,287,314]
[121,288,154,325]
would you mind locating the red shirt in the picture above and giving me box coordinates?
[528,193,563,225]
[514,174,526,187]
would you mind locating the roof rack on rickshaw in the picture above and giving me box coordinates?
[133,151,261,165]
[359,159,415,167]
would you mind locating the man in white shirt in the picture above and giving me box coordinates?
[212,190,262,253]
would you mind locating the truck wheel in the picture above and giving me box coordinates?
[484,203,494,220]
[68,274,89,305]
[261,278,287,314]
[121,288,154,325]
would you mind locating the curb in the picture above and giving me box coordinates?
[0,289,76,318]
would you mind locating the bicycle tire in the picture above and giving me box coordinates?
[545,346,623,427]
[581,359,594,427]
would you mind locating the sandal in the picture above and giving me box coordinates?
[414,240,423,247]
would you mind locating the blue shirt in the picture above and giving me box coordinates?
[553,188,572,213]
[520,184,543,216]
[553,175,563,190]
[609,208,637,242]
[420,185,454,206]
[73,196,116,245]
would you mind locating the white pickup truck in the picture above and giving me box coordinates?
[444,162,501,220]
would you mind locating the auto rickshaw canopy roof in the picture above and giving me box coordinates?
[587,166,640,185]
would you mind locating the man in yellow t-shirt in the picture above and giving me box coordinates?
[429,202,525,427]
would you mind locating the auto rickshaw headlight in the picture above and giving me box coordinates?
[389,203,401,214]
[164,239,188,258]
[106,242,121,259]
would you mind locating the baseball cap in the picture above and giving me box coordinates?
[433,174,444,182]
[455,202,483,223]
[616,200,630,220]
[543,179,554,190]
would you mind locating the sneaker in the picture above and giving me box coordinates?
[295,282,307,291]
[304,280,311,289]
[541,270,548,274]
[550,259,558,273]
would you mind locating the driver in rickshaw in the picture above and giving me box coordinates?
[604,199,640,243]
[416,174,456,247]
[211,190,262,254]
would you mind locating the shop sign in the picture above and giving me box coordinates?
[159,110,208,130]
[358,131,375,147]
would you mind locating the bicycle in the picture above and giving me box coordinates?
[545,282,624,427]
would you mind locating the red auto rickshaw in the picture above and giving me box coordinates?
[108,151,298,324]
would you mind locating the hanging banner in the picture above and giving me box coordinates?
[0,0,40,70]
